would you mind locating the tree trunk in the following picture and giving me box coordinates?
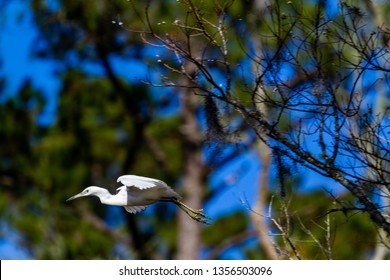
[250,142,279,259]
[176,65,204,260]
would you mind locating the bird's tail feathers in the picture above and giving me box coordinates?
[124,205,148,214]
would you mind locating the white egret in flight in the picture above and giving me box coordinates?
[66,175,210,224]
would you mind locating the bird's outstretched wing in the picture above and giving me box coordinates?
[116,186,126,194]
[124,205,148,214]
[117,175,167,190]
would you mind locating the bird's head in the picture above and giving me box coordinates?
[66,186,106,201]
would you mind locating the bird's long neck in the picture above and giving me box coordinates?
[92,188,126,206]
[93,188,113,205]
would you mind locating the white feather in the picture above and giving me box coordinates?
[117,175,167,190]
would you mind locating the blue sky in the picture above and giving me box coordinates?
[0,1,347,260]
[0,0,60,126]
